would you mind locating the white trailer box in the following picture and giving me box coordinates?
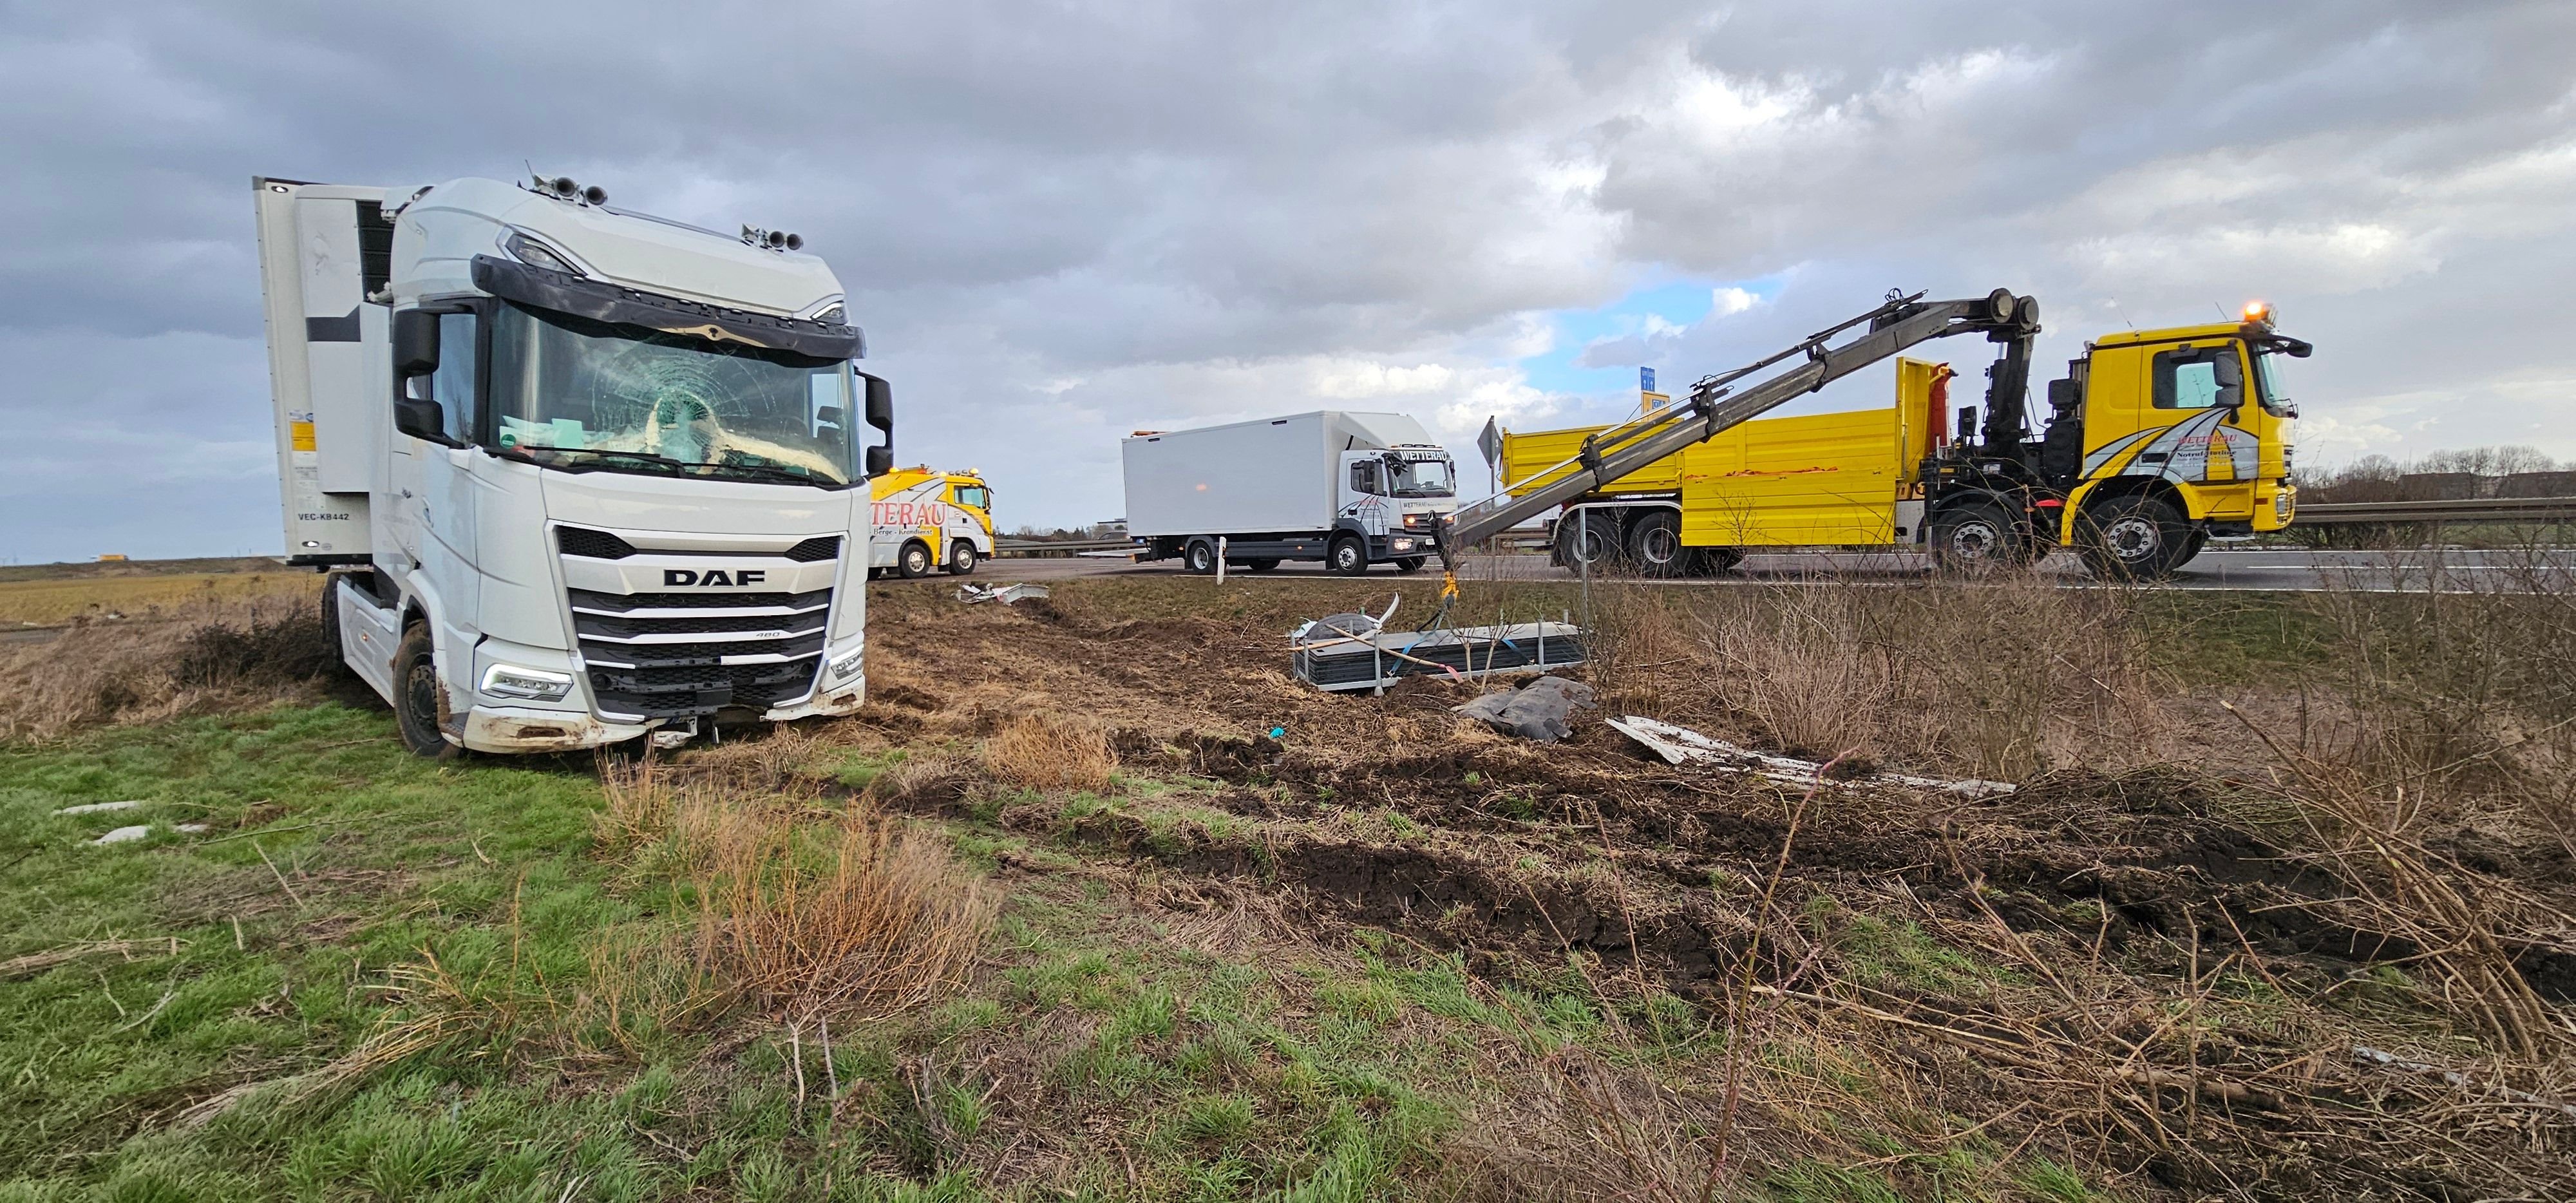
[1122,410,1457,574]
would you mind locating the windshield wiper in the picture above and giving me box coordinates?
[496,445,843,488]
[706,459,844,488]
[560,448,840,488]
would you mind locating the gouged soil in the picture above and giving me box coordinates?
[830,576,2576,1198]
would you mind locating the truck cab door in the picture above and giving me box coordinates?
[390,309,485,672]
[946,482,990,554]
[1338,453,1388,536]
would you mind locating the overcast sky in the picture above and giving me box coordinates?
[4,1,2572,561]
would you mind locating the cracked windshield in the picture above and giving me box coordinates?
[489,301,855,485]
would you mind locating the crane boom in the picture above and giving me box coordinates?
[1434,288,2040,569]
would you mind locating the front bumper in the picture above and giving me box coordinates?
[2255,482,2295,532]
[457,675,866,753]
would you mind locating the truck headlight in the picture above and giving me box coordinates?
[480,663,574,702]
[1392,537,1416,552]
[828,647,864,683]
[2275,491,2293,520]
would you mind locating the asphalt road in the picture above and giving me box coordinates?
[987,547,2576,592]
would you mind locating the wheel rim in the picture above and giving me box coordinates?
[1947,520,2002,562]
[1638,527,1679,565]
[1336,544,1358,570]
[2103,516,2161,562]
[906,547,928,573]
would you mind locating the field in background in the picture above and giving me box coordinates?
[1,569,2570,1200]
[0,569,310,627]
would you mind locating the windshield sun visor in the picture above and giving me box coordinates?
[470,255,864,361]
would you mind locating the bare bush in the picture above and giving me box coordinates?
[0,585,331,741]
[981,710,1115,792]
[1647,575,2172,779]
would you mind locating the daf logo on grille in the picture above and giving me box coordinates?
[663,569,766,587]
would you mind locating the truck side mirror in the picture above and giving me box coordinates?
[392,308,440,378]
[394,395,454,446]
[857,372,893,478]
[2213,354,2244,408]
[861,373,893,434]
[1956,405,1976,444]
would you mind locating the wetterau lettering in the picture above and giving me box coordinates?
[663,569,768,587]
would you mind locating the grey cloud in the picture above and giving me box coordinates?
[3,1,2573,562]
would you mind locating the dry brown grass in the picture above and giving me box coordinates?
[981,710,1116,793]
[1589,574,2174,780]
[0,582,330,742]
[599,753,996,1028]
[695,805,994,1024]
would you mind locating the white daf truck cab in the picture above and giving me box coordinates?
[255,174,895,756]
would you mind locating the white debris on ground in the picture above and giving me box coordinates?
[55,800,147,815]
[1605,715,2016,798]
[90,824,209,846]
[958,582,1051,605]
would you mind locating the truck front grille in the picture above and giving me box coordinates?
[566,585,831,720]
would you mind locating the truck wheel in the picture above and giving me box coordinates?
[899,540,934,578]
[2081,496,2188,581]
[1244,558,1281,573]
[393,625,458,760]
[1184,538,1218,574]
[1560,515,1620,572]
[1928,500,2022,573]
[317,576,350,677]
[1626,511,1689,578]
[1329,536,1368,575]
[1394,557,1426,574]
[945,540,978,574]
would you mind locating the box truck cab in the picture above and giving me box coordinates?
[1123,411,1457,574]
[254,175,895,757]
[868,466,995,578]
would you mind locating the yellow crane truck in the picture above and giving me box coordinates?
[1472,295,2309,580]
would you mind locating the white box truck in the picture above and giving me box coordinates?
[1122,411,1459,574]
[255,173,895,757]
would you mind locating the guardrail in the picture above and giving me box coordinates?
[993,538,1137,556]
[997,531,1560,558]
[2295,496,2576,526]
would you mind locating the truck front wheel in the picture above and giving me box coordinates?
[1928,501,2023,574]
[1184,538,1218,574]
[1329,536,1368,575]
[945,540,978,574]
[2080,496,2189,581]
[393,625,458,760]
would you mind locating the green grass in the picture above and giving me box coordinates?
[2,699,2152,1200]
